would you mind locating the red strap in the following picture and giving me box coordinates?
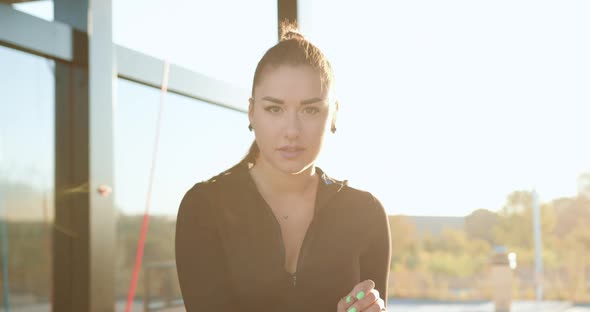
[125,60,170,312]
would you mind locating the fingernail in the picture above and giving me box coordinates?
[356,291,365,300]
[346,295,352,303]
[347,307,357,312]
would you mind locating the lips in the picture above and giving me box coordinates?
[278,146,304,152]
[277,146,305,159]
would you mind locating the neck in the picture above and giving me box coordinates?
[249,157,318,195]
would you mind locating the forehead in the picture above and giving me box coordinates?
[254,65,328,99]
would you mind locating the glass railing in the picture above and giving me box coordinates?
[114,78,252,311]
[0,45,55,312]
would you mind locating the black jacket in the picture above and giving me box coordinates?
[175,161,391,312]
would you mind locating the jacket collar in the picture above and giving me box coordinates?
[225,161,347,210]
[314,165,348,211]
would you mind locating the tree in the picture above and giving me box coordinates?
[388,215,417,266]
[553,196,590,237]
[578,172,590,199]
[493,190,555,250]
[465,209,499,244]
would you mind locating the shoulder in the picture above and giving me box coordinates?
[179,162,247,208]
[187,162,244,193]
[176,168,241,237]
[331,183,390,246]
[336,185,390,244]
[319,169,386,220]
[342,185,386,218]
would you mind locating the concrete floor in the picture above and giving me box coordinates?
[3,300,588,312]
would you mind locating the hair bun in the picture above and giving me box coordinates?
[282,30,304,41]
[279,20,304,41]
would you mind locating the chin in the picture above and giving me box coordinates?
[272,158,314,175]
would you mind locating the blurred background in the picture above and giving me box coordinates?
[1,0,589,311]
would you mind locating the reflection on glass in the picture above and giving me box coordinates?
[0,46,55,311]
[114,78,251,311]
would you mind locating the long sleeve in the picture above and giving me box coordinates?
[175,185,239,312]
[359,194,391,307]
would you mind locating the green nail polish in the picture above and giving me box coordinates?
[347,307,357,312]
[346,295,352,303]
[356,291,365,300]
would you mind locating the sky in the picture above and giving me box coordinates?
[3,0,590,218]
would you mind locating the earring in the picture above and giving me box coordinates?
[248,124,254,131]
[331,124,337,133]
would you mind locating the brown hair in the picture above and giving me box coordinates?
[240,21,336,165]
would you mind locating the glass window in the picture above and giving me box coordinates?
[114,78,251,310]
[11,0,54,21]
[0,45,55,311]
[113,0,277,91]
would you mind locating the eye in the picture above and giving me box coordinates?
[303,107,320,114]
[265,106,282,113]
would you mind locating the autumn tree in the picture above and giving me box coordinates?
[465,209,498,244]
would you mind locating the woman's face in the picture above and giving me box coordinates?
[249,65,335,175]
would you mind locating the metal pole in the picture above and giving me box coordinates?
[277,0,298,38]
[532,189,543,301]
[54,0,115,311]
[0,190,11,312]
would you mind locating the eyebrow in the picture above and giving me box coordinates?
[261,96,325,105]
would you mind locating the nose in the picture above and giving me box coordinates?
[284,110,301,140]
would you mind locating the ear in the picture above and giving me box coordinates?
[331,100,339,127]
[248,97,255,125]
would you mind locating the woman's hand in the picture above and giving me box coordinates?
[337,279,386,312]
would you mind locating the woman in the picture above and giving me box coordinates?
[175,24,391,312]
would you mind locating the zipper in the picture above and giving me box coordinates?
[288,177,327,288]
[293,217,316,287]
[248,174,289,276]
[261,199,288,271]
[259,195,317,289]
[295,176,328,288]
[249,170,326,289]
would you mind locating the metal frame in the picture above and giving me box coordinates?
[0,0,44,4]
[0,3,72,61]
[0,5,249,112]
[0,0,297,310]
[53,0,115,310]
[278,0,298,37]
[116,46,248,113]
